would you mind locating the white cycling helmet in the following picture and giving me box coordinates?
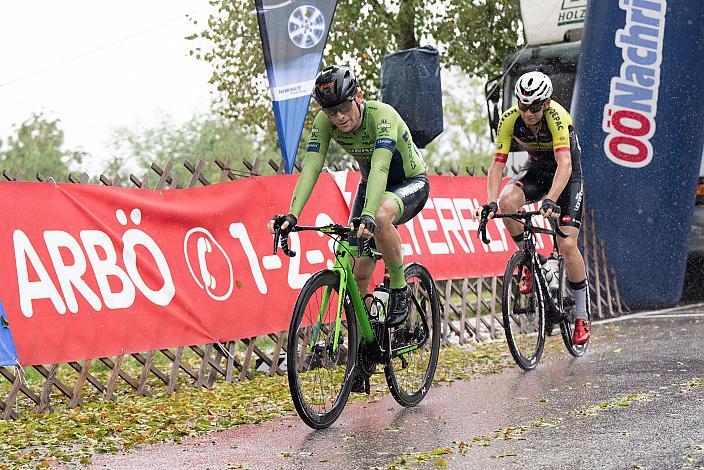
[514,71,553,105]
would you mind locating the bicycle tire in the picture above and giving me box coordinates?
[558,260,589,357]
[287,270,357,429]
[502,251,546,370]
[385,262,441,407]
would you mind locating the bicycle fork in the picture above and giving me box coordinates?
[307,249,373,355]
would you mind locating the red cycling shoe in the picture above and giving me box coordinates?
[519,266,533,295]
[572,319,591,345]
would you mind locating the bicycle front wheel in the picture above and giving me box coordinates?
[287,270,357,429]
[502,251,546,370]
[385,262,441,407]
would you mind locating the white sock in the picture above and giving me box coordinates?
[568,279,589,321]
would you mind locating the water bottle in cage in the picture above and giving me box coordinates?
[540,255,560,292]
[369,269,391,322]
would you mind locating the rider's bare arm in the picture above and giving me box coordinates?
[487,160,506,205]
[545,150,572,202]
[544,102,573,202]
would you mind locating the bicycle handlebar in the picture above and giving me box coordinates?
[273,221,380,259]
[478,210,569,245]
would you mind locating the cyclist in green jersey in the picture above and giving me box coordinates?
[268,65,430,328]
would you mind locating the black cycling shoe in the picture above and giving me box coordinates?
[385,285,411,328]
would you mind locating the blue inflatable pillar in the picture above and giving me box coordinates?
[572,1,704,309]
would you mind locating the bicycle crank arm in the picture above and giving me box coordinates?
[390,334,428,358]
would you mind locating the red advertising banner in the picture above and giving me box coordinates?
[332,173,553,280]
[0,173,552,365]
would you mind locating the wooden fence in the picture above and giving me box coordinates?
[0,158,628,419]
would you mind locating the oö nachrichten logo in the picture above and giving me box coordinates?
[602,0,666,168]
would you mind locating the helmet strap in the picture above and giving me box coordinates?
[352,99,364,132]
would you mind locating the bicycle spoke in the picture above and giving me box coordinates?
[385,264,441,407]
[502,256,545,370]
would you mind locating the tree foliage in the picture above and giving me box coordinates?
[106,113,282,183]
[189,0,521,133]
[0,113,86,179]
[424,74,494,172]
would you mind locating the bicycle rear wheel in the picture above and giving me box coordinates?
[558,260,589,357]
[502,251,546,370]
[385,263,441,407]
[287,270,357,429]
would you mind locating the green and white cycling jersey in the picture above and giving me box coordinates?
[289,100,428,218]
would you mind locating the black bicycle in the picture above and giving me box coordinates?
[479,210,590,370]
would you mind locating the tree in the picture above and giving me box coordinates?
[423,73,495,173]
[106,113,283,184]
[188,0,521,134]
[0,112,86,179]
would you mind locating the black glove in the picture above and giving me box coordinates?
[359,214,377,234]
[481,202,499,219]
[272,213,297,233]
[540,199,561,215]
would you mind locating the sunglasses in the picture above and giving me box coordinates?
[323,99,354,116]
[518,100,546,113]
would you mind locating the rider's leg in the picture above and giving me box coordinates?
[352,256,376,296]
[352,195,402,287]
[348,181,376,297]
[555,173,589,322]
[372,197,405,289]
[352,196,407,326]
[556,226,590,322]
[351,196,402,293]
[497,184,527,249]
[379,174,430,327]
[555,172,590,344]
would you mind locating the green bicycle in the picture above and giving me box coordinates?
[273,219,441,429]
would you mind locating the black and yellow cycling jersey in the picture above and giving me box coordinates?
[494,100,581,175]
[495,99,584,228]
[290,100,428,221]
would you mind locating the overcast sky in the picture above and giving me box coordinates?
[0,0,214,174]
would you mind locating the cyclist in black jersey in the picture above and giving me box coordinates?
[477,71,590,345]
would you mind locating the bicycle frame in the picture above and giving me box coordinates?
[480,211,568,316]
[275,221,428,361]
[310,239,376,355]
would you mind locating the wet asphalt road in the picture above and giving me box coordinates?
[91,306,704,470]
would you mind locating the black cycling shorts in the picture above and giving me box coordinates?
[507,169,584,228]
[349,173,430,225]
[348,173,430,251]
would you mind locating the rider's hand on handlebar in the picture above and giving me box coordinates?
[355,214,376,240]
[540,199,561,219]
[475,202,499,220]
[268,213,298,235]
